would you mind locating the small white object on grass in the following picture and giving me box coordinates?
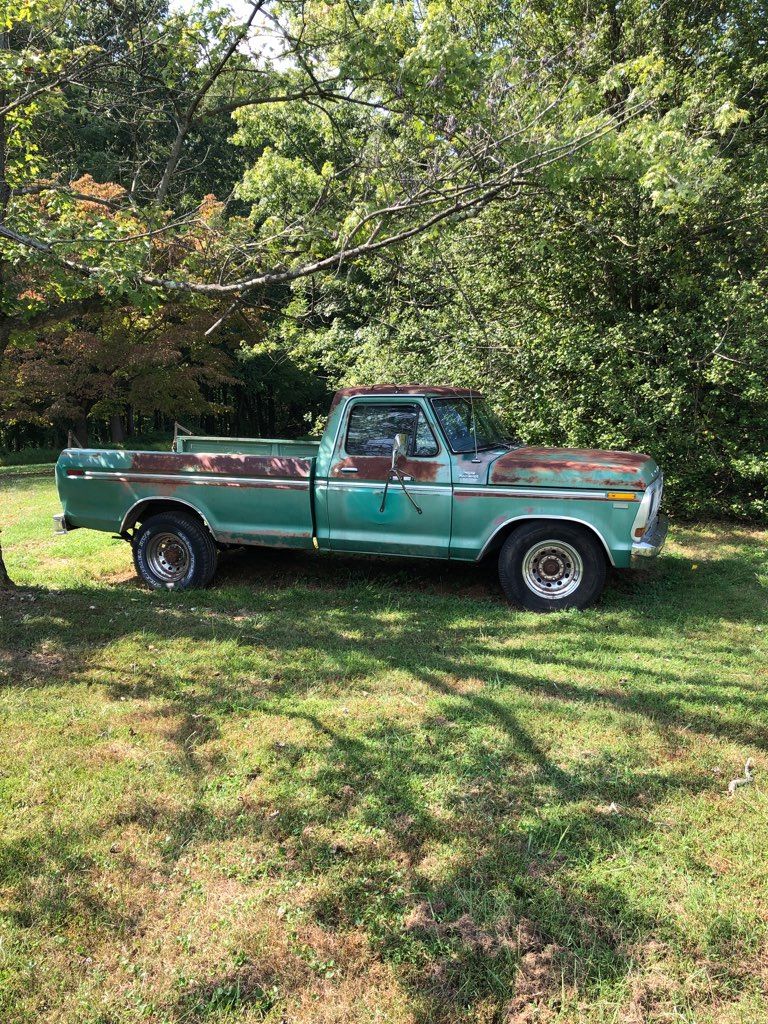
[727,758,755,797]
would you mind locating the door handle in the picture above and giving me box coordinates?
[340,467,358,473]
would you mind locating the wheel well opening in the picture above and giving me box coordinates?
[482,518,612,566]
[122,499,212,538]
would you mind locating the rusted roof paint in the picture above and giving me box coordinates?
[130,451,312,480]
[330,385,483,411]
[490,447,655,490]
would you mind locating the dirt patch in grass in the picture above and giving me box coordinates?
[504,928,566,1023]
[618,967,677,1024]
[406,903,567,1019]
[405,901,514,955]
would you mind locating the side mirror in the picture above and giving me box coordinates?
[391,432,409,468]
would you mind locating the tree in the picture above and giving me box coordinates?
[1,0,653,308]
[0,0,658,584]
[2,300,236,444]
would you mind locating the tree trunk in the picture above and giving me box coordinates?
[126,404,135,437]
[0,534,15,590]
[110,412,125,444]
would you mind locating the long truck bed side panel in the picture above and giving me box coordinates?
[56,449,315,549]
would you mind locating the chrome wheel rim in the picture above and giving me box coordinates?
[146,532,191,584]
[522,539,583,599]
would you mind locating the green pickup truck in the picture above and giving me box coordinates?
[54,385,667,611]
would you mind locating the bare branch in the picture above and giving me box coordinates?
[155,0,266,203]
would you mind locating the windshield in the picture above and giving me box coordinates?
[431,397,508,454]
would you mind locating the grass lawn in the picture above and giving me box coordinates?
[1,476,767,1024]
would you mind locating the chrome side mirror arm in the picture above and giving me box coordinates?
[379,432,423,515]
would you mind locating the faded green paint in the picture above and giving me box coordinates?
[55,389,664,570]
[55,449,314,551]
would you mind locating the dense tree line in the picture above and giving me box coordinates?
[0,0,766,518]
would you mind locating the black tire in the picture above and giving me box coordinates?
[132,511,218,591]
[498,522,607,612]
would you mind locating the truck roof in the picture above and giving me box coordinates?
[330,385,483,410]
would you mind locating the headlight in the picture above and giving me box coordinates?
[632,474,663,539]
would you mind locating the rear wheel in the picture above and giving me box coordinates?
[132,511,218,590]
[498,522,606,611]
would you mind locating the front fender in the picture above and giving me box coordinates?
[449,488,638,567]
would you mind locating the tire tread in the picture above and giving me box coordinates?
[132,510,218,590]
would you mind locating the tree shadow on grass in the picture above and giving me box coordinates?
[0,538,766,1020]
[0,687,709,1021]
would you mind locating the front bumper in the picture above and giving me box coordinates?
[631,513,669,562]
[53,513,69,535]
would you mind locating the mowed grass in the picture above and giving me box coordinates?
[1,476,767,1024]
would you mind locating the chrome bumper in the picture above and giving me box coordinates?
[53,513,68,535]
[632,513,669,562]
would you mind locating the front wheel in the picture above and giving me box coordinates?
[132,511,218,590]
[498,523,607,612]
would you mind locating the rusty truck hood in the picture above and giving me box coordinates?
[487,446,659,491]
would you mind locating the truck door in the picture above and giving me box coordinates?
[325,399,452,557]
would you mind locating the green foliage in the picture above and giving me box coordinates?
[267,0,768,518]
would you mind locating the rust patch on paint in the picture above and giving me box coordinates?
[130,452,312,480]
[330,384,483,412]
[330,456,441,482]
[490,447,650,489]
[217,529,312,547]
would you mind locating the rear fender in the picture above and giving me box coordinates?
[120,497,214,538]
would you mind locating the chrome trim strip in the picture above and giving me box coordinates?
[454,486,613,500]
[76,470,310,490]
[326,481,449,496]
[476,514,616,566]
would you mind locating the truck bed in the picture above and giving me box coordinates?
[56,442,317,548]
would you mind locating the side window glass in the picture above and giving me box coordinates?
[412,411,439,457]
[345,404,418,456]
